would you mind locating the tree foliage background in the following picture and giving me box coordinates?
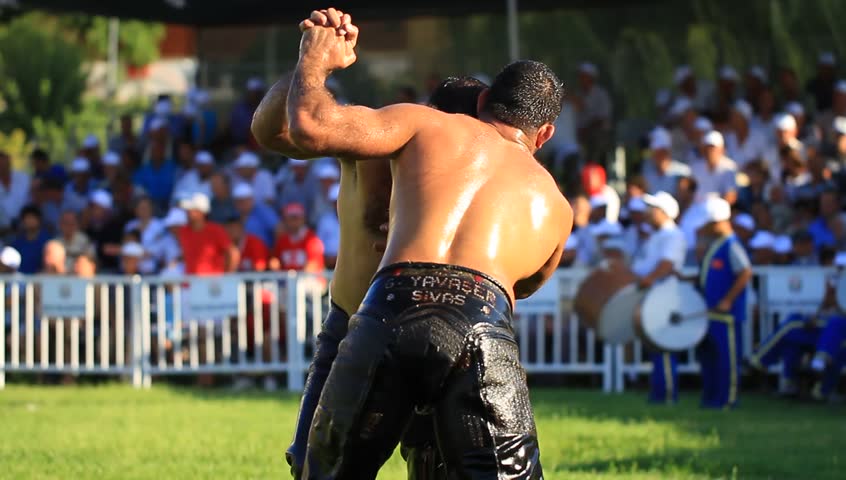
[0,12,163,168]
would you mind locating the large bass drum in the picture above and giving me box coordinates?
[634,279,708,352]
[573,263,643,344]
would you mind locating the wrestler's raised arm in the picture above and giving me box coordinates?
[287,9,436,159]
[251,73,321,159]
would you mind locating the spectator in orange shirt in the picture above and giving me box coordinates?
[270,203,324,273]
[224,214,269,272]
[178,192,239,275]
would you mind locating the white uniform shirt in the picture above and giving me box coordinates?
[0,171,31,227]
[690,156,738,202]
[631,220,687,278]
[724,129,769,169]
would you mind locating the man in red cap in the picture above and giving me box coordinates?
[269,203,325,273]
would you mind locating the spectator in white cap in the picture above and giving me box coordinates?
[85,189,126,272]
[148,207,186,273]
[119,241,145,275]
[748,230,776,265]
[56,210,94,272]
[575,61,613,163]
[668,97,698,163]
[752,86,777,141]
[816,81,846,145]
[81,133,104,179]
[0,245,21,273]
[691,131,738,204]
[276,158,318,210]
[632,190,686,404]
[232,150,275,205]
[230,77,267,146]
[725,99,768,169]
[775,66,804,108]
[0,150,31,231]
[806,52,837,112]
[732,212,756,248]
[642,127,690,196]
[62,157,95,213]
[783,101,817,142]
[316,182,341,268]
[708,66,739,122]
[761,112,800,181]
[773,234,793,265]
[828,116,846,173]
[232,181,279,248]
[745,66,768,107]
[185,88,218,148]
[674,65,698,105]
[310,162,342,226]
[100,150,122,189]
[173,150,215,201]
[178,191,238,275]
[123,196,165,274]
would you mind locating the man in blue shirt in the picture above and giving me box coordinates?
[691,196,753,409]
[807,189,843,252]
[133,136,176,212]
[10,205,52,274]
[232,182,279,248]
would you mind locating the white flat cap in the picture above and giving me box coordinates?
[692,196,732,230]
[234,151,260,169]
[649,128,672,150]
[70,157,90,173]
[702,130,724,148]
[0,246,21,270]
[733,213,755,231]
[785,102,805,118]
[232,182,254,199]
[121,242,145,258]
[195,151,214,165]
[642,191,680,220]
[834,116,846,136]
[773,113,797,131]
[82,134,100,149]
[749,231,776,250]
[732,100,753,121]
[694,116,714,133]
[670,97,694,118]
[103,151,121,167]
[89,189,113,209]
[773,235,793,255]
[187,192,210,214]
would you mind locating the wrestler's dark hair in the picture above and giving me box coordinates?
[427,76,488,116]
[483,60,563,132]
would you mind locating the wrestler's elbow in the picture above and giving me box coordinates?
[288,112,330,154]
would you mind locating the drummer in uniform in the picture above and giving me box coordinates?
[690,196,752,409]
[631,191,687,404]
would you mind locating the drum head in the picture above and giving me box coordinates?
[639,279,708,351]
[597,284,644,344]
[837,274,846,313]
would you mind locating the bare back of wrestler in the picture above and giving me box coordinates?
[253,72,486,479]
[288,9,572,480]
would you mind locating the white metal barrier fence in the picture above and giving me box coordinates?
[0,267,833,392]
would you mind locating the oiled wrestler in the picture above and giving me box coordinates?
[288,9,573,479]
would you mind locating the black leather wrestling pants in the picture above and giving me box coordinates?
[286,302,446,479]
[302,263,543,479]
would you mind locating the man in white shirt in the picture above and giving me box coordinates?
[725,100,769,169]
[231,151,275,205]
[575,62,613,163]
[0,151,31,231]
[631,191,687,404]
[642,128,691,196]
[173,150,215,200]
[691,131,738,204]
[763,113,802,182]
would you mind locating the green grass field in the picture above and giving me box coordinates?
[0,385,843,479]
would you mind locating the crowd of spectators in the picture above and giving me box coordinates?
[2,54,846,278]
[553,54,846,270]
[0,77,338,278]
